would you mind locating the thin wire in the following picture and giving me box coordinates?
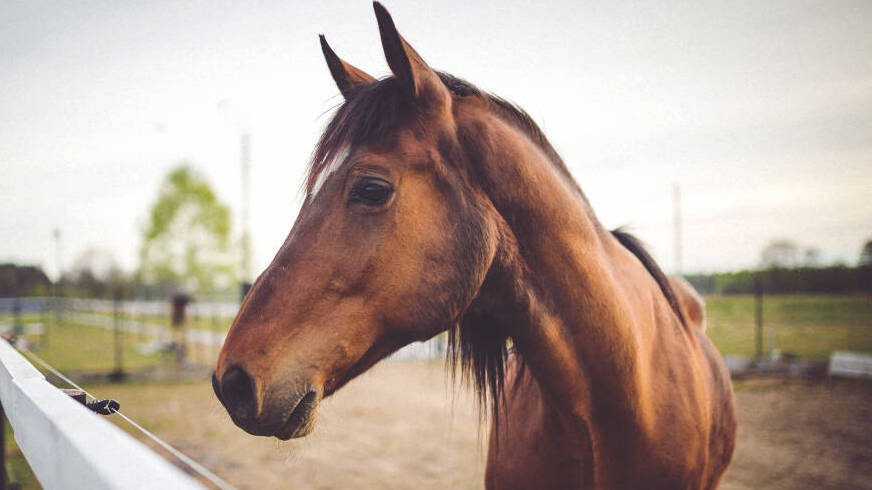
[111,410,236,490]
[18,346,236,490]
[20,347,92,396]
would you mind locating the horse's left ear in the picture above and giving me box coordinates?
[320,34,376,100]
[373,2,449,107]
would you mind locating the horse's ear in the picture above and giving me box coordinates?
[373,2,448,106]
[319,34,375,100]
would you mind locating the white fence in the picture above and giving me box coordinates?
[0,339,204,489]
[1,297,446,361]
[829,351,872,379]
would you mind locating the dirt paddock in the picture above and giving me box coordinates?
[95,362,872,489]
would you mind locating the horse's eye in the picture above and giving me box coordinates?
[349,177,393,206]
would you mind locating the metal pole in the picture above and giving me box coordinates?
[673,183,683,275]
[754,272,764,361]
[240,132,251,285]
[52,227,64,346]
[111,290,124,382]
[212,302,219,366]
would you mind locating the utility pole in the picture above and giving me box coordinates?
[673,183,683,275]
[754,272,764,361]
[240,132,252,300]
[217,99,254,300]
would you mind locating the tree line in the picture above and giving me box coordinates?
[684,265,872,296]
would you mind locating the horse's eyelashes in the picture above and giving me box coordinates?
[349,177,394,206]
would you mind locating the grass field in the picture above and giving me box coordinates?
[704,294,872,359]
[28,322,165,372]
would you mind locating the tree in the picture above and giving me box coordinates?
[139,164,235,294]
[803,247,821,267]
[860,239,872,267]
[760,240,799,269]
[67,247,124,298]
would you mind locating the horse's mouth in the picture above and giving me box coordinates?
[276,390,320,440]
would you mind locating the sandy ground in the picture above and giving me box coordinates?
[93,362,872,490]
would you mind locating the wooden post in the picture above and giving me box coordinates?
[138,301,146,344]
[41,297,49,349]
[212,303,220,367]
[11,298,22,338]
[754,272,764,361]
[193,303,201,368]
[110,291,125,382]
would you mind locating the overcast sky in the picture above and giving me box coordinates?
[1,0,870,280]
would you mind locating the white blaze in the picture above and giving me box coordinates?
[309,146,350,198]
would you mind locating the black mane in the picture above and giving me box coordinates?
[611,228,687,327]
[306,72,574,195]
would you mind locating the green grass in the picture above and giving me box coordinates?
[84,310,233,333]
[705,294,872,359]
[31,322,166,373]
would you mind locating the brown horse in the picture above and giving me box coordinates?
[214,3,736,488]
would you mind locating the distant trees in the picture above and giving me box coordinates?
[760,240,799,268]
[138,164,235,295]
[682,237,872,295]
[66,247,126,298]
[760,240,826,269]
[0,264,51,296]
[861,239,872,267]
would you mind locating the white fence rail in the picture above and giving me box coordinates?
[0,339,204,489]
[0,296,446,361]
[829,351,872,379]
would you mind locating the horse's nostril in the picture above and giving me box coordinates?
[220,365,257,423]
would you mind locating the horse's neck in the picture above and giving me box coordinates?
[469,113,662,424]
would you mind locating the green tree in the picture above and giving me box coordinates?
[68,247,124,298]
[139,164,235,294]
[860,239,872,267]
[760,239,799,269]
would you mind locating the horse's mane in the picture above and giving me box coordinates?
[306,72,687,423]
[306,72,577,196]
[611,228,687,327]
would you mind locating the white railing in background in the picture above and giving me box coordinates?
[0,297,446,361]
[829,351,872,379]
[0,339,204,489]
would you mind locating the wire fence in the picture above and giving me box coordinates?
[0,337,214,489]
[0,295,448,381]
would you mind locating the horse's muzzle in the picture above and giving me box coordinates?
[213,367,321,439]
[276,390,320,440]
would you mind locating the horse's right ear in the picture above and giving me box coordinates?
[373,2,449,109]
[319,34,375,100]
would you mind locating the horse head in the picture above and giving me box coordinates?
[214,3,506,439]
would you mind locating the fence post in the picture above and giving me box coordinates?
[110,290,125,382]
[212,303,220,367]
[754,272,764,361]
[41,296,49,349]
[12,298,22,338]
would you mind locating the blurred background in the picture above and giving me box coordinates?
[1,1,870,489]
